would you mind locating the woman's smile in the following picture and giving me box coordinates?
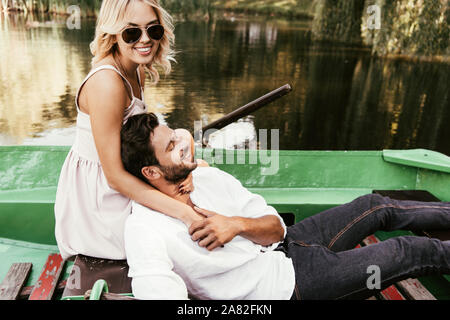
[134,45,152,56]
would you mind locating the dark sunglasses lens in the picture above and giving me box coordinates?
[122,28,142,44]
[147,25,164,40]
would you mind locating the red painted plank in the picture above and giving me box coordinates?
[363,235,379,245]
[28,253,64,300]
[378,284,406,300]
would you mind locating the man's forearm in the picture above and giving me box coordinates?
[189,208,285,251]
[233,215,284,247]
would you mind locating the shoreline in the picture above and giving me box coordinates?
[1,6,447,64]
[0,2,313,20]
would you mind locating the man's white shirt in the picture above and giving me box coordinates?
[124,166,295,300]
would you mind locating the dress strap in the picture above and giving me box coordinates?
[136,67,142,88]
[136,66,144,98]
[75,65,135,112]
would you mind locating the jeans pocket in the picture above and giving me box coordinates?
[289,240,321,247]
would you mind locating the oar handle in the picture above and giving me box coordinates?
[201,84,292,137]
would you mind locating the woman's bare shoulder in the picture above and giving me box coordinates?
[87,58,122,89]
[84,60,128,100]
[79,62,129,113]
[86,68,125,93]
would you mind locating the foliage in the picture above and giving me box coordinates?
[312,0,365,44]
[160,0,212,13]
[313,0,448,57]
[2,0,448,57]
[362,0,449,56]
[210,0,315,19]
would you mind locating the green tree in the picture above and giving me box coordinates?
[312,0,366,44]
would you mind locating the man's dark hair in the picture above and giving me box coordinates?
[121,113,160,183]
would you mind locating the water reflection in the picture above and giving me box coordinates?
[0,13,91,144]
[298,48,449,153]
[0,14,448,155]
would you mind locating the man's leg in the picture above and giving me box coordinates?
[286,193,450,252]
[288,235,450,300]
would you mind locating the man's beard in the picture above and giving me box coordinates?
[159,160,198,185]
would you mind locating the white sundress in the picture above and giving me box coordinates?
[54,65,148,260]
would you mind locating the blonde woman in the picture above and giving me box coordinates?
[54,0,205,260]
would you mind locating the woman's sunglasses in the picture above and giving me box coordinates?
[121,24,164,44]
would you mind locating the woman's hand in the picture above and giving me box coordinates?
[182,207,205,228]
[178,173,194,195]
[177,159,209,195]
[196,159,209,167]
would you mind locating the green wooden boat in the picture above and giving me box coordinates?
[1,146,449,299]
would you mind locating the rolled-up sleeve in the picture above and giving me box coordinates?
[124,221,188,300]
[217,169,287,246]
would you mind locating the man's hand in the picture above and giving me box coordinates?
[188,207,243,251]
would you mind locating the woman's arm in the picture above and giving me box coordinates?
[84,70,202,226]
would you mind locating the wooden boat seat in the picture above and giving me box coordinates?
[62,255,132,300]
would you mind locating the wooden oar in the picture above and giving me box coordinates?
[201,84,292,145]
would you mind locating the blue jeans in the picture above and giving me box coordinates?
[282,193,450,300]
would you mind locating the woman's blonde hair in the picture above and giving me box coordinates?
[90,0,175,83]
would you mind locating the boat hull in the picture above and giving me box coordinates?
[1,146,449,299]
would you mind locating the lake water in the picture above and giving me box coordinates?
[0,13,449,155]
